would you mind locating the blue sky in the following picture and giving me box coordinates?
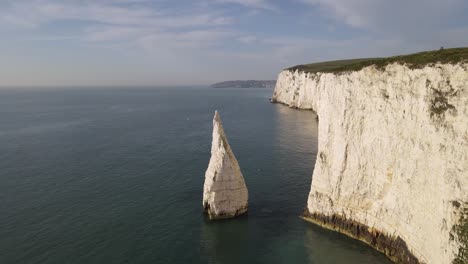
[1,0,467,86]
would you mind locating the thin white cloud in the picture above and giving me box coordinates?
[84,26,144,42]
[0,0,237,51]
[302,0,466,32]
[0,0,235,31]
[0,1,156,28]
[138,29,235,52]
[216,0,276,10]
[237,35,257,44]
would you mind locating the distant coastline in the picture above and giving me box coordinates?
[211,80,276,88]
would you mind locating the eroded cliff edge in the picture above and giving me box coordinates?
[271,55,468,263]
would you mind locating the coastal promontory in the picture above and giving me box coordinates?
[271,48,468,264]
[211,80,276,88]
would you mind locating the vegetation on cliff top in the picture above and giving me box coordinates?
[287,47,468,74]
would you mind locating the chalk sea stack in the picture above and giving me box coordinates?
[203,111,248,220]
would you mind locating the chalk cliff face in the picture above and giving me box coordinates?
[271,63,468,264]
[203,111,248,219]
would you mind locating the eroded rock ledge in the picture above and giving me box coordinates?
[272,61,468,264]
[302,209,420,263]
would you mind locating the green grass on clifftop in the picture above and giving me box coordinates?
[287,47,468,74]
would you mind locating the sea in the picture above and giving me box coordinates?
[0,87,391,264]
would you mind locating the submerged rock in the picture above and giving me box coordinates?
[203,111,248,220]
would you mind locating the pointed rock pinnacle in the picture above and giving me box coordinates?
[202,111,248,219]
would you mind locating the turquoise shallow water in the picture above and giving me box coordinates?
[0,87,391,264]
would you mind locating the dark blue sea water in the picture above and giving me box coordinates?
[0,87,391,264]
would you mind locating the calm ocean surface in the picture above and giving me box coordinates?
[0,87,391,264]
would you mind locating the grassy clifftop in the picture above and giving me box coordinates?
[287,47,468,74]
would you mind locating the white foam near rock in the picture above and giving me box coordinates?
[203,111,248,219]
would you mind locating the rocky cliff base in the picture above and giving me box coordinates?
[302,210,420,263]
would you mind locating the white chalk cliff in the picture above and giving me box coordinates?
[203,111,248,219]
[271,63,468,263]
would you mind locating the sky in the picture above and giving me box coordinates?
[0,0,467,87]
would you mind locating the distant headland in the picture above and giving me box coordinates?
[211,80,276,88]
